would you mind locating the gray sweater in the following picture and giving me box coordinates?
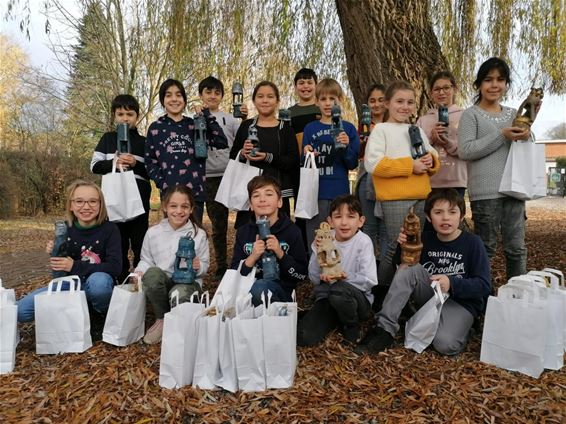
[458,105,518,201]
[206,111,240,177]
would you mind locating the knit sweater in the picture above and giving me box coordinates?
[135,219,210,287]
[458,105,523,201]
[364,122,439,201]
[417,105,467,189]
[308,230,377,303]
[206,111,240,178]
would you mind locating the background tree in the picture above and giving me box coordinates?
[544,123,566,140]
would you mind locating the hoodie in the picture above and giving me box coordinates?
[231,213,308,293]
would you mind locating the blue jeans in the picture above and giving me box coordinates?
[249,279,292,307]
[17,272,114,322]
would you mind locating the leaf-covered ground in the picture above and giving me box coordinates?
[1,200,565,423]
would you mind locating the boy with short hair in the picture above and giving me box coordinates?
[289,68,320,150]
[302,78,361,248]
[198,75,247,280]
[91,94,151,282]
[230,175,308,306]
[297,194,377,346]
[357,188,491,356]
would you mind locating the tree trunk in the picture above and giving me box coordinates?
[335,0,448,115]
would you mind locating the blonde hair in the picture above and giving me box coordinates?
[315,78,344,100]
[65,180,108,226]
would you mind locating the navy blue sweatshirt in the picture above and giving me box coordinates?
[231,213,307,293]
[66,221,122,282]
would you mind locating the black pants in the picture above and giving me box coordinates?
[205,176,229,272]
[116,211,149,282]
[297,281,372,346]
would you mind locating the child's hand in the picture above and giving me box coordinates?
[131,271,144,282]
[303,145,314,155]
[191,104,204,114]
[192,257,200,271]
[397,228,407,245]
[430,123,448,145]
[320,274,335,284]
[336,131,349,146]
[431,274,450,293]
[240,104,249,119]
[251,235,266,260]
[265,235,284,259]
[247,152,267,162]
[412,159,428,174]
[242,140,254,155]
[502,126,530,141]
[117,154,136,167]
[50,257,73,272]
[419,153,433,168]
[45,240,54,254]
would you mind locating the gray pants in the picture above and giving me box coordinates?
[376,264,474,355]
[471,197,526,279]
[142,267,202,319]
[305,199,333,249]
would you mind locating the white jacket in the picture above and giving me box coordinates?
[135,218,210,286]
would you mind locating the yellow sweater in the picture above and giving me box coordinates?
[364,123,440,201]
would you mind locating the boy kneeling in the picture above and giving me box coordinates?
[357,188,491,355]
[231,176,308,306]
[298,195,378,346]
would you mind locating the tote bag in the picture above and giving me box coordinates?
[0,279,18,374]
[35,276,93,354]
[193,292,221,390]
[210,261,256,308]
[499,140,546,200]
[215,151,262,211]
[101,160,145,222]
[102,273,146,346]
[295,152,319,219]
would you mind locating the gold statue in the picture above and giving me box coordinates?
[401,207,423,266]
[315,222,345,282]
[512,87,543,129]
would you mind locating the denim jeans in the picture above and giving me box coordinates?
[471,197,527,279]
[17,272,114,322]
[249,278,292,307]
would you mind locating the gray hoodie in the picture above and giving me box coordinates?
[206,111,240,177]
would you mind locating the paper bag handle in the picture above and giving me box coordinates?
[542,268,564,286]
[47,275,81,295]
[303,151,318,170]
[120,273,143,292]
[498,284,537,303]
[527,271,559,289]
[111,157,126,173]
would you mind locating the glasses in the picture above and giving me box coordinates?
[72,199,100,208]
[432,85,453,94]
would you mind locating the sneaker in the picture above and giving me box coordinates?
[342,324,361,345]
[354,326,394,354]
[143,319,164,345]
[89,309,106,342]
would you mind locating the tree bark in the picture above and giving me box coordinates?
[335,0,448,115]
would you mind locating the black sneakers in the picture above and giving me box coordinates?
[354,326,394,354]
[342,324,361,345]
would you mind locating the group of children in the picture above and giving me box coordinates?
[16,56,535,358]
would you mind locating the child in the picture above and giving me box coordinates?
[91,94,151,282]
[145,78,228,222]
[198,76,247,281]
[458,57,531,279]
[297,194,377,346]
[230,81,299,228]
[417,71,467,195]
[230,175,307,306]
[302,78,360,248]
[134,185,209,344]
[364,80,440,286]
[289,68,321,151]
[357,188,491,356]
[17,180,121,339]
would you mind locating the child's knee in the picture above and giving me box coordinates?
[170,284,200,304]
[432,333,466,356]
[142,267,167,291]
[85,272,114,294]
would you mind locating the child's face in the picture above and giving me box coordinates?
[427,199,463,240]
[479,69,507,104]
[253,85,279,117]
[114,107,138,129]
[295,78,316,102]
[163,85,186,116]
[327,204,365,242]
[316,93,340,118]
[368,89,385,119]
[249,185,282,220]
[430,78,455,107]
[385,89,415,123]
[164,192,192,230]
[70,186,101,227]
[200,87,223,111]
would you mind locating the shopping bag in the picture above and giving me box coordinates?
[101,160,145,222]
[295,152,319,219]
[542,268,566,352]
[35,276,93,354]
[215,151,262,211]
[102,273,146,346]
[211,261,256,308]
[480,284,546,378]
[404,281,448,353]
[0,278,18,374]
[159,291,204,389]
[193,292,221,390]
[262,292,298,389]
[499,140,546,200]
[213,293,239,393]
[232,294,266,392]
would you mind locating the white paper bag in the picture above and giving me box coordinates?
[480,285,546,378]
[102,273,146,346]
[295,152,319,219]
[159,291,204,389]
[542,268,566,352]
[101,160,145,222]
[214,293,238,393]
[215,152,262,211]
[193,292,221,390]
[35,276,93,354]
[404,281,448,353]
[1,279,18,374]
[211,261,256,308]
[499,140,546,200]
